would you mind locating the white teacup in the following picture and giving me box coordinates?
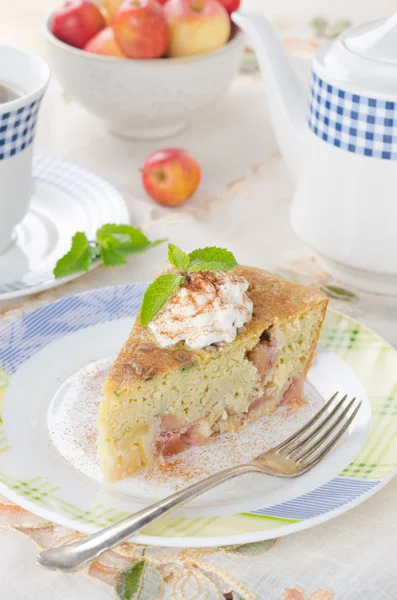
[0,46,50,254]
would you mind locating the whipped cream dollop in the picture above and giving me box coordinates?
[148,271,253,350]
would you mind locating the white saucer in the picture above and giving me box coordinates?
[0,154,129,300]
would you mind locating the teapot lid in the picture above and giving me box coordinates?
[344,12,397,64]
[314,12,397,96]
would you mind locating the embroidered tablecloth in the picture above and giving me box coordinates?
[2,251,397,600]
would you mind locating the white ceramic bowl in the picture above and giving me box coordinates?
[43,15,244,140]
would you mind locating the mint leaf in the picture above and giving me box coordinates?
[97,224,161,254]
[54,232,96,278]
[140,273,185,326]
[97,224,165,266]
[168,243,190,271]
[188,246,238,273]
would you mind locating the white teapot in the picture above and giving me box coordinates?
[233,11,397,293]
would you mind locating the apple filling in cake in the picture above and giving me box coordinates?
[98,266,327,482]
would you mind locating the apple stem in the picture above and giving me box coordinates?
[139,167,166,182]
[190,0,204,12]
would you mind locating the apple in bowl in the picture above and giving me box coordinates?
[112,0,169,59]
[84,27,126,57]
[51,0,106,49]
[164,0,231,58]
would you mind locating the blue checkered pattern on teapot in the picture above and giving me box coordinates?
[308,71,397,160]
[0,97,43,161]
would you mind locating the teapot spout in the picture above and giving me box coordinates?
[232,11,306,180]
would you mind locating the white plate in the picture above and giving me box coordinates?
[0,284,396,548]
[0,154,129,300]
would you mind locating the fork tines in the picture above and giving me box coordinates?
[276,392,362,467]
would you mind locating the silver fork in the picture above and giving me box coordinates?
[38,392,361,572]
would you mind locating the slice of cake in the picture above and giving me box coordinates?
[98,262,328,482]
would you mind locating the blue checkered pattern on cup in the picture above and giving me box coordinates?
[308,71,397,160]
[0,97,43,161]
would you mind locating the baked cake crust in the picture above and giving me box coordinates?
[106,266,327,391]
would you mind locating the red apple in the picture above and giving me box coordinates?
[141,148,201,206]
[164,0,231,58]
[84,26,126,57]
[51,0,106,49]
[217,0,239,14]
[112,0,168,59]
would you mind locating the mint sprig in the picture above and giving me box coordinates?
[140,244,238,325]
[53,224,166,279]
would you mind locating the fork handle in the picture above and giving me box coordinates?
[38,463,258,572]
